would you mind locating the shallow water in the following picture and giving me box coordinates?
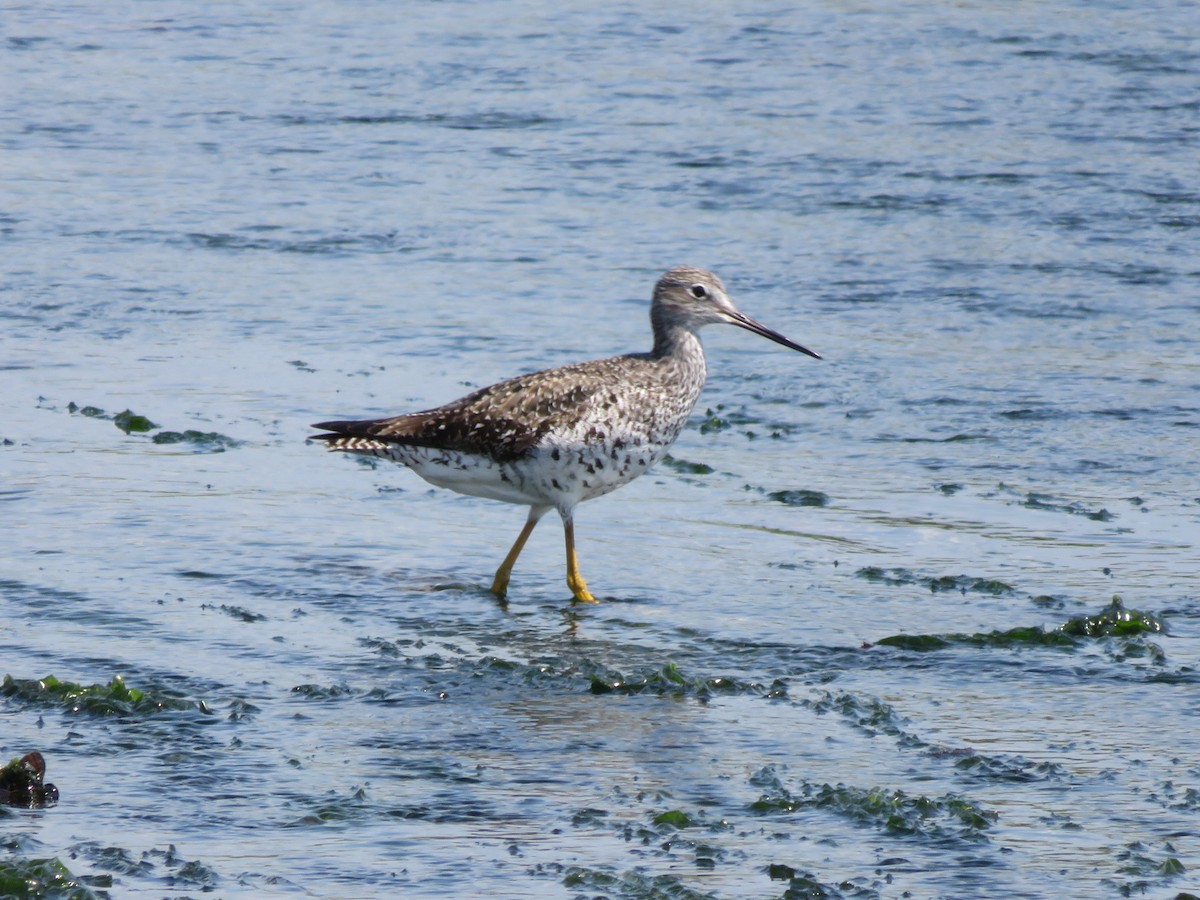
[3,2,1199,898]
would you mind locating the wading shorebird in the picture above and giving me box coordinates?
[310,266,820,602]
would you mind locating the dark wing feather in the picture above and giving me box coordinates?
[310,356,639,462]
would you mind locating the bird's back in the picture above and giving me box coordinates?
[311,344,707,464]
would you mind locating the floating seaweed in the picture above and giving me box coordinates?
[1,674,208,717]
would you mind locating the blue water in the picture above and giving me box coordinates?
[3,2,1198,898]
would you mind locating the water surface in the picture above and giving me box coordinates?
[2,2,1198,898]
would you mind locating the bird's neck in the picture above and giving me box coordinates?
[650,317,703,360]
[650,322,707,386]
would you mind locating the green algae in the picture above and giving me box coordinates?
[856,567,1014,596]
[66,401,240,450]
[877,627,1076,651]
[589,662,786,700]
[952,753,1069,783]
[64,842,151,878]
[652,809,695,829]
[807,691,1070,785]
[1060,596,1164,636]
[875,634,952,651]
[561,866,718,899]
[697,403,748,435]
[556,861,875,900]
[854,571,1012,600]
[933,575,1014,595]
[0,858,99,900]
[1104,840,1188,895]
[877,597,1165,653]
[698,412,733,434]
[749,767,995,842]
[570,807,610,826]
[67,402,159,434]
[112,409,159,433]
[290,787,371,825]
[151,429,242,449]
[854,566,913,587]
[67,403,106,418]
[1,674,206,717]
[659,455,714,475]
[61,842,219,893]
[768,865,881,899]
[290,683,355,700]
[805,691,926,748]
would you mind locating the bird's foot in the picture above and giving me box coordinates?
[568,574,597,604]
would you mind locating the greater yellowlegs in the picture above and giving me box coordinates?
[311,266,820,602]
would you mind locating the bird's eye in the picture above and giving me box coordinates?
[689,284,709,299]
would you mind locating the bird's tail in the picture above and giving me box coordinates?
[308,420,392,452]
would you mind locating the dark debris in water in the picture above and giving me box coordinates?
[66,401,160,434]
[200,602,266,622]
[659,454,714,475]
[65,841,221,892]
[1,674,210,717]
[65,841,153,878]
[0,857,100,900]
[112,409,159,434]
[1103,840,1189,895]
[143,845,219,889]
[952,753,1069,783]
[1060,596,1165,637]
[152,429,242,449]
[808,692,1071,784]
[1022,491,1114,521]
[560,865,719,900]
[589,662,787,700]
[766,864,882,899]
[66,401,241,451]
[285,779,512,827]
[697,405,741,435]
[987,482,1117,521]
[806,690,926,749]
[876,597,1166,655]
[0,751,58,809]
[695,403,791,439]
[877,628,1076,651]
[290,682,356,700]
[856,566,1014,596]
[553,858,882,899]
[742,483,830,507]
[651,808,695,829]
[66,401,106,418]
[768,489,830,507]
[749,766,996,842]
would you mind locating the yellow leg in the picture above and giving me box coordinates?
[491,507,547,599]
[563,518,597,603]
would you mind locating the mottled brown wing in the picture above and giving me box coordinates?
[311,357,630,462]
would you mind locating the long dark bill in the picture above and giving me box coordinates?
[729,311,821,359]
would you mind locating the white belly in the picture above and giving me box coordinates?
[378,429,676,511]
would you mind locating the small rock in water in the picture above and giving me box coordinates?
[0,750,59,808]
